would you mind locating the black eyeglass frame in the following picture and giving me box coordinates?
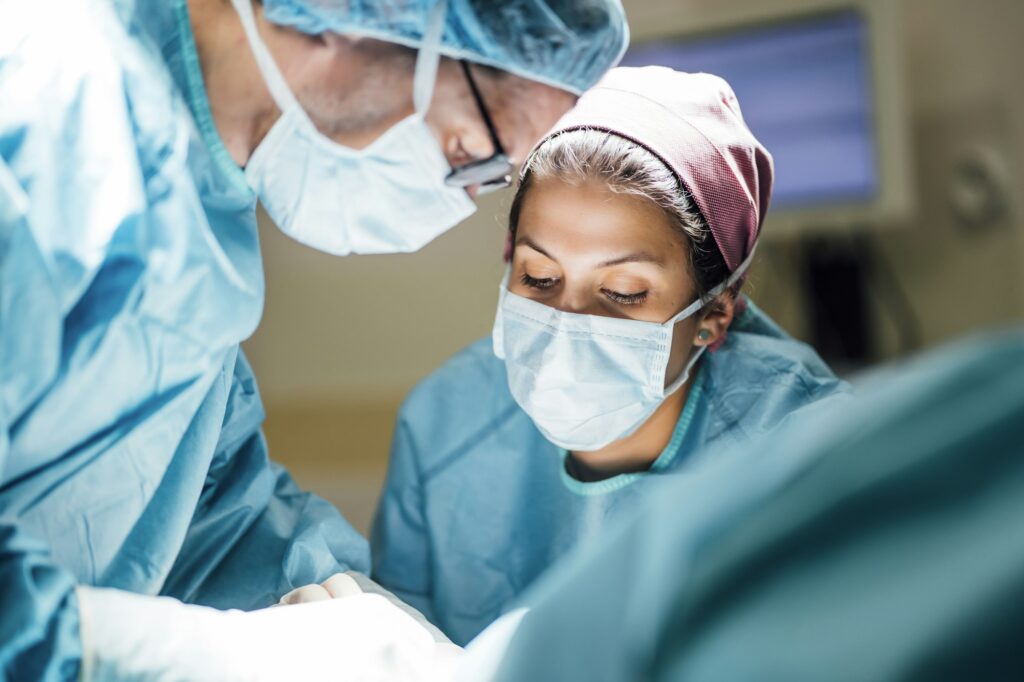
[444,61,514,194]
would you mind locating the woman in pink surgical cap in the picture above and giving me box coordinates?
[371,67,852,645]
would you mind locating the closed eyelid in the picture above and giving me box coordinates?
[602,274,653,293]
[603,285,648,295]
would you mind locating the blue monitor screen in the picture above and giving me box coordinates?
[620,11,878,210]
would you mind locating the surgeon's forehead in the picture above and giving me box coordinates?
[517,177,684,262]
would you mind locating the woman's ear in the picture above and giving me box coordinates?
[693,294,735,347]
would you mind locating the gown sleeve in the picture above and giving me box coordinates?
[0,153,83,681]
[160,351,371,610]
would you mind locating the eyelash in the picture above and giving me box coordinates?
[520,273,559,290]
[520,274,648,305]
[602,289,648,305]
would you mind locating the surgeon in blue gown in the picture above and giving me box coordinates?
[372,68,852,646]
[0,0,627,678]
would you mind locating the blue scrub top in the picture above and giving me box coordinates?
[0,1,367,678]
[371,302,851,645]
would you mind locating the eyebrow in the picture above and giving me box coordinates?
[515,236,554,260]
[516,236,665,268]
[598,252,664,267]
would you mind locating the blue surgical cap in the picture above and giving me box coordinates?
[262,0,630,95]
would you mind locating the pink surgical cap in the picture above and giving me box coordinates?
[526,66,775,272]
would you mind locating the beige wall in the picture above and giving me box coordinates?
[244,0,1024,535]
[244,194,510,532]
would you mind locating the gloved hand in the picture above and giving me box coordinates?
[76,585,462,682]
[277,571,364,604]
[279,571,451,644]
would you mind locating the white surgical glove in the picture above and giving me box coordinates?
[76,585,463,682]
[279,571,452,645]
[277,572,364,605]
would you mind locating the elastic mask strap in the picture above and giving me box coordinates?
[413,0,447,114]
[659,242,758,391]
[492,266,512,359]
[230,0,307,119]
[663,345,707,397]
[232,0,445,132]
[666,241,760,327]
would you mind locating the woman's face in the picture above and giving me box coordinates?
[509,176,707,385]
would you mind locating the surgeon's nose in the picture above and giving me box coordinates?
[554,290,599,316]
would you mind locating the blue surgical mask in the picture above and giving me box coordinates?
[492,249,755,452]
[232,0,475,255]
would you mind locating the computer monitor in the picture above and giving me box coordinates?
[620,0,913,236]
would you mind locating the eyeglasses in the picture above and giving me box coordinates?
[444,61,513,195]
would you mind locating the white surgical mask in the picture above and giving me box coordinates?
[493,248,755,452]
[231,0,476,255]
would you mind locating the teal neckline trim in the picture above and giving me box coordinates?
[559,364,707,497]
[172,0,251,197]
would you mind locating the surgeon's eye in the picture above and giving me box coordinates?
[602,288,648,305]
[520,273,560,290]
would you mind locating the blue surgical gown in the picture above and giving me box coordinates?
[371,302,851,645]
[0,1,367,678]
[491,328,1024,682]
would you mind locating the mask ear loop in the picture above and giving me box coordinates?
[492,266,513,359]
[231,0,309,123]
[413,0,448,115]
[231,0,447,132]
[660,241,760,392]
[664,241,759,329]
[661,343,708,397]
